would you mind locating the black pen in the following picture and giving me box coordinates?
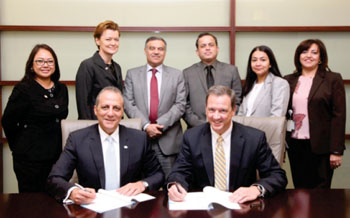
[175,182,182,194]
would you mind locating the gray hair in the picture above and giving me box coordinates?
[206,85,236,109]
[145,36,167,49]
[95,86,122,106]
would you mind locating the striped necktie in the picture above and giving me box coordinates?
[214,135,227,191]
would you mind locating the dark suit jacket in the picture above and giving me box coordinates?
[47,124,164,202]
[167,122,287,196]
[284,71,346,154]
[183,60,242,127]
[2,79,68,162]
[75,51,123,120]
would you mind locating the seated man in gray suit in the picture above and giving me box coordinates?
[183,32,242,128]
[168,85,287,203]
[123,36,186,177]
[47,87,164,204]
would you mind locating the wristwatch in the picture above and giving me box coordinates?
[142,181,149,190]
[252,184,265,198]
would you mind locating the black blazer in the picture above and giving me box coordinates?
[284,70,346,154]
[167,122,287,196]
[47,124,164,202]
[2,80,68,162]
[75,51,123,119]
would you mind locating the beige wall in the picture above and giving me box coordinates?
[1,0,349,193]
[0,0,230,26]
[236,0,350,26]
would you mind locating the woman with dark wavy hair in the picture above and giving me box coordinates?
[2,44,68,192]
[238,45,289,117]
[284,39,346,188]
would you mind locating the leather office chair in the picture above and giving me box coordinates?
[61,118,142,148]
[232,116,287,166]
[60,118,142,183]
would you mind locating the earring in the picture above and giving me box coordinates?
[318,60,322,65]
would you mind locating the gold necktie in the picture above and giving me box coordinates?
[214,135,227,191]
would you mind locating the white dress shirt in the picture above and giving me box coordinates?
[143,64,163,130]
[146,64,163,114]
[98,125,120,189]
[63,126,121,203]
[246,82,263,116]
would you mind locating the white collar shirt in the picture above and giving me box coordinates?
[146,64,163,113]
[98,125,120,189]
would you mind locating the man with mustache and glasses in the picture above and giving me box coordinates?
[123,36,186,177]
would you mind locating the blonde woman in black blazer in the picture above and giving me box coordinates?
[76,20,123,119]
[284,39,346,188]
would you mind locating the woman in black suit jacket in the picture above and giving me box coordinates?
[284,39,346,188]
[75,20,123,119]
[2,44,68,192]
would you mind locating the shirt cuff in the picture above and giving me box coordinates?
[166,182,177,190]
[63,186,78,204]
[143,123,150,131]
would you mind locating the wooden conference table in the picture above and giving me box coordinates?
[1,189,349,218]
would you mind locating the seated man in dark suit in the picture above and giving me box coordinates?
[167,85,287,203]
[47,86,164,204]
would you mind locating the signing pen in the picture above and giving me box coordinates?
[175,182,183,194]
[75,183,89,192]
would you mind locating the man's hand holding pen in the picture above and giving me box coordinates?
[70,183,96,205]
[168,182,187,202]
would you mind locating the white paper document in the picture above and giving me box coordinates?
[168,186,241,210]
[81,189,155,213]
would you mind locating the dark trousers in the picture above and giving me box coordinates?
[150,140,176,178]
[287,139,333,188]
[13,158,54,193]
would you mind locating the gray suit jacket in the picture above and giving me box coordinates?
[183,60,242,127]
[238,73,290,117]
[123,65,186,155]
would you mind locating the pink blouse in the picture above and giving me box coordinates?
[291,76,314,139]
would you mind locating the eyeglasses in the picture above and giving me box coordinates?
[34,59,55,66]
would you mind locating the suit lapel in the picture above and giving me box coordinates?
[92,51,116,83]
[159,66,169,107]
[251,74,273,113]
[213,61,221,85]
[200,124,215,186]
[288,74,299,109]
[196,63,208,92]
[229,122,245,189]
[139,65,149,110]
[118,125,129,186]
[308,71,324,102]
[88,125,106,188]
